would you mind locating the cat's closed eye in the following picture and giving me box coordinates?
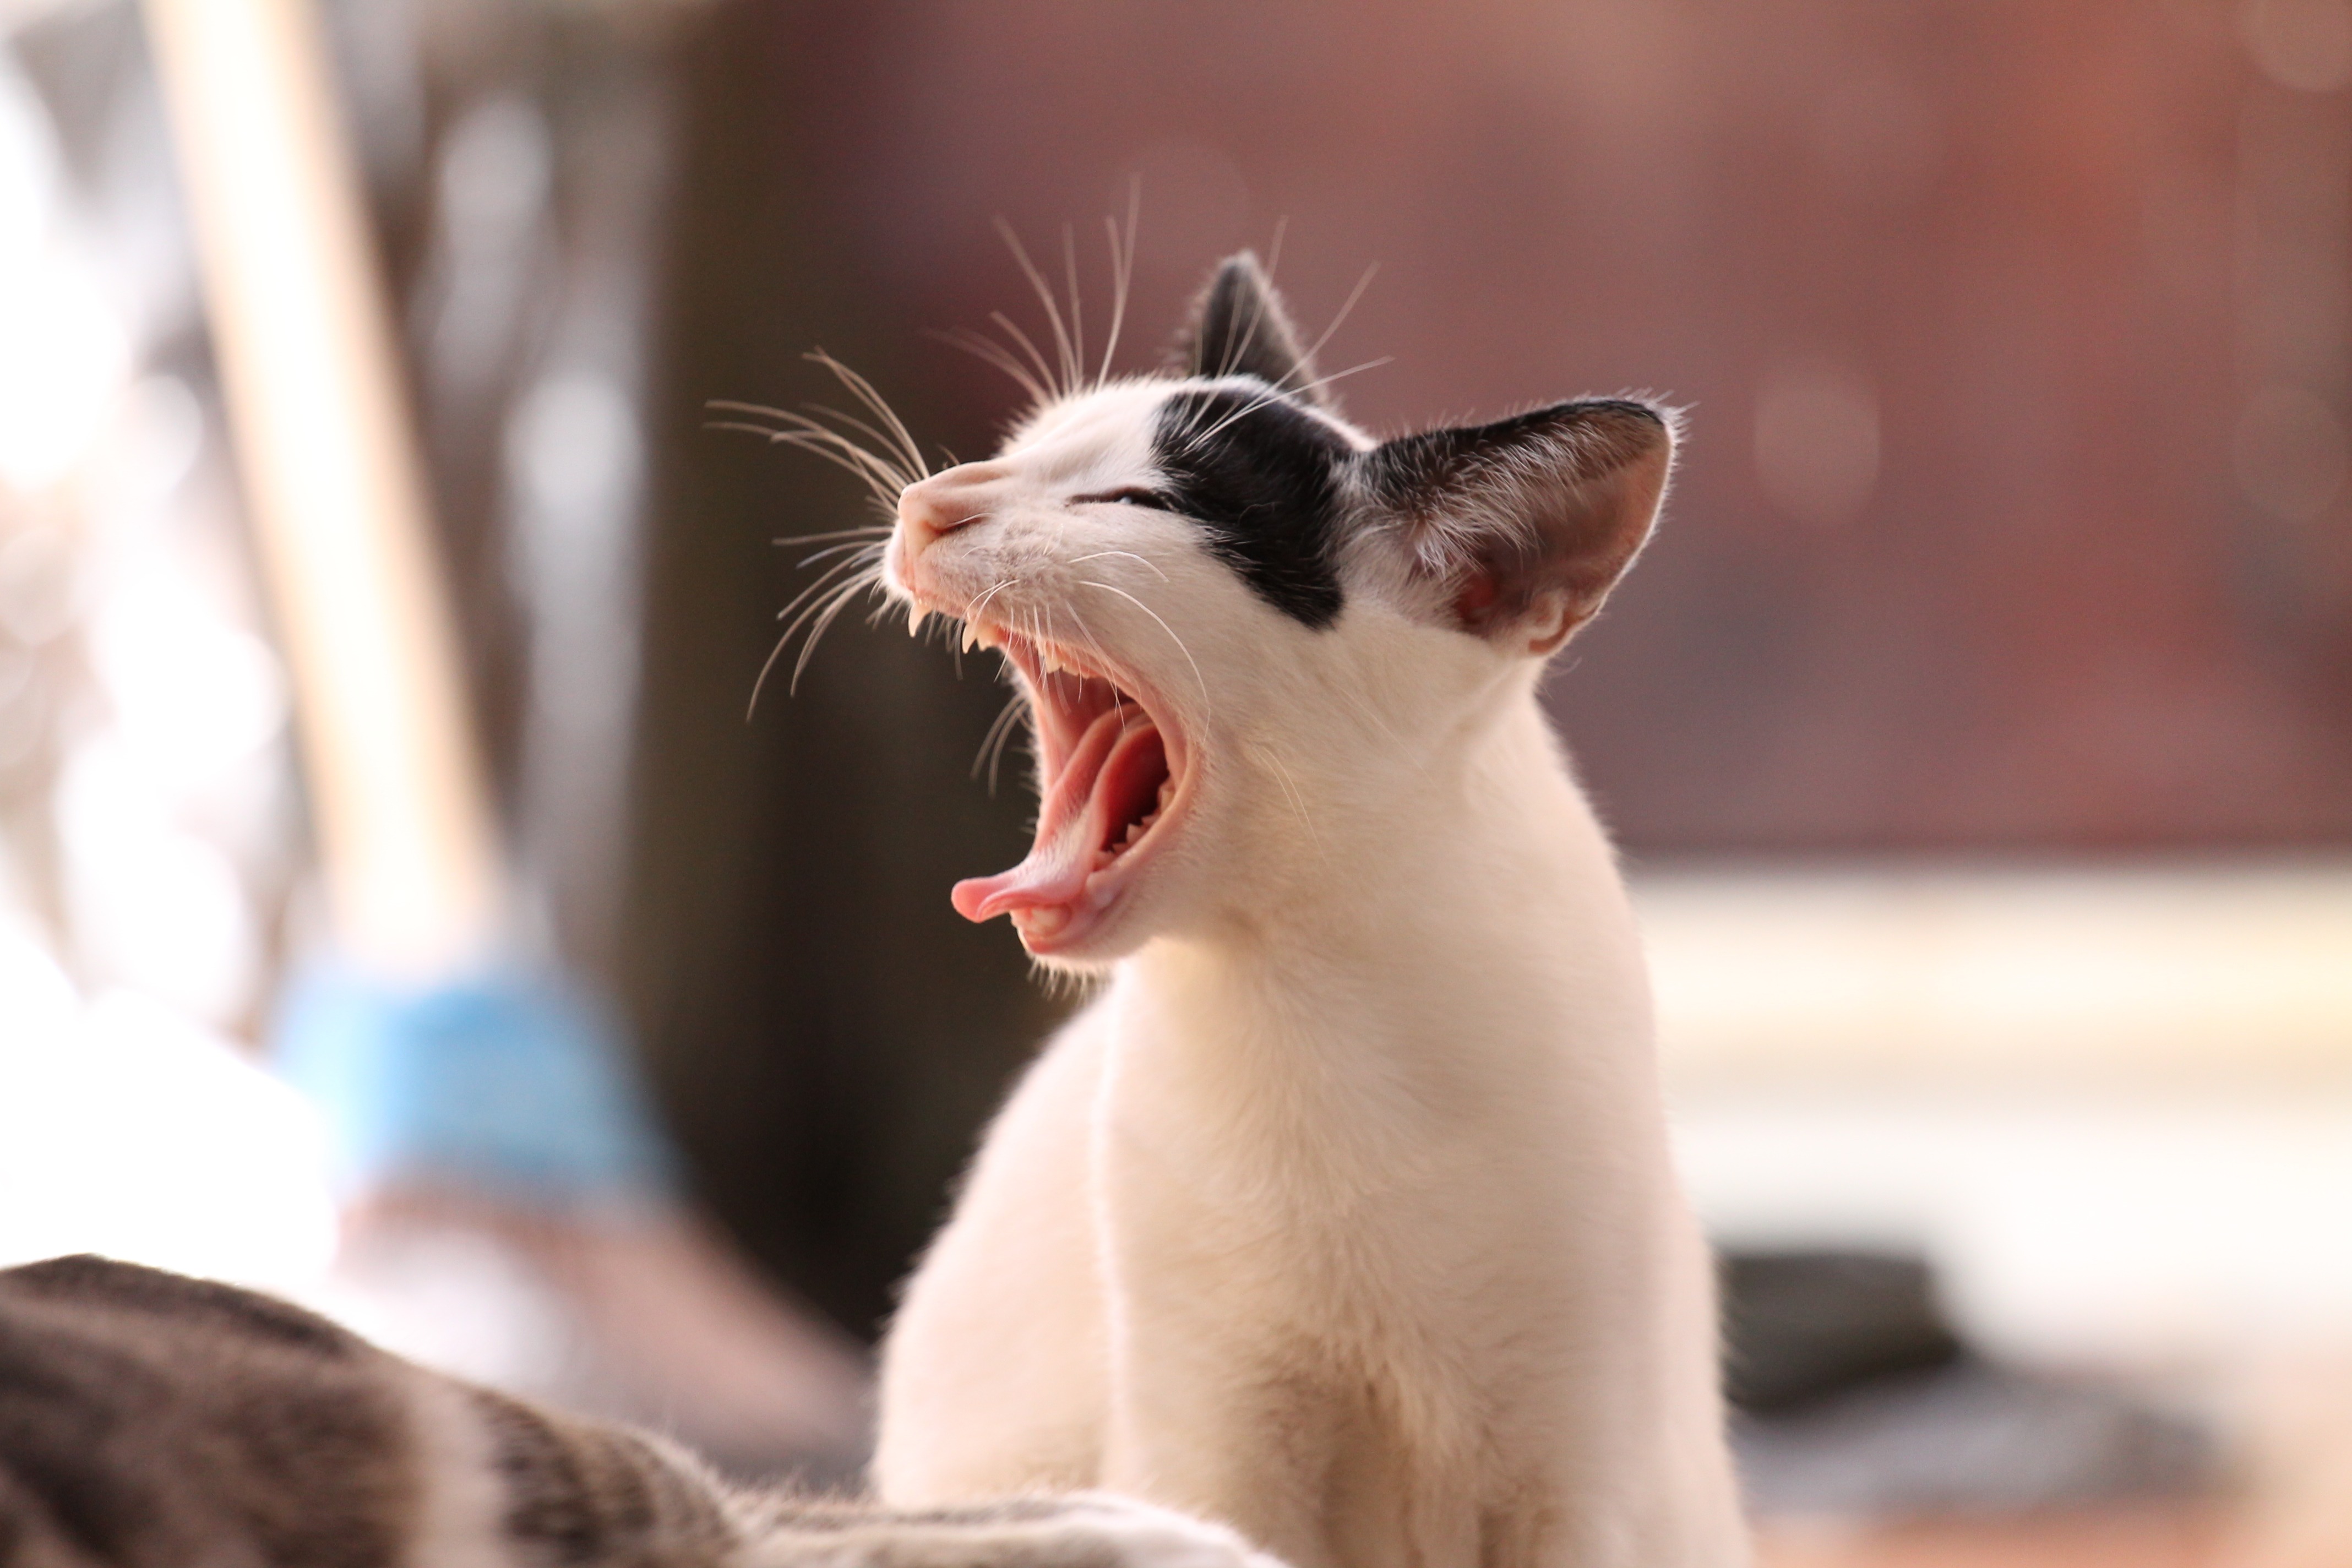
[1072,487,1177,511]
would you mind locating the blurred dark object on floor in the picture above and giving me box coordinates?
[1724,1249,1964,1412]
[1723,1249,2212,1517]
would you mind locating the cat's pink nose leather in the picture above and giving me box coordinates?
[897,469,996,554]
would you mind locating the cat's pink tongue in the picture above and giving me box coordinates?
[950,829,1095,926]
[951,703,1130,930]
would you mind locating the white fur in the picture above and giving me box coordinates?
[873,375,1749,1568]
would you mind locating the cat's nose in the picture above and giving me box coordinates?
[897,471,993,554]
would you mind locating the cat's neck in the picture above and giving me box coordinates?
[1115,685,1654,1092]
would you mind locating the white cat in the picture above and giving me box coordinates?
[870,255,1749,1568]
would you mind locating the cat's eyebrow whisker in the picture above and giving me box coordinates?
[989,312,1064,407]
[1077,579,1211,728]
[994,217,1080,397]
[1179,357,1396,456]
[1066,549,1169,584]
[1218,217,1288,380]
[1097,180,1140,387]
[1061,222,1085,394]
[1292,261,1379,390]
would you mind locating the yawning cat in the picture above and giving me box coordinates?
[869,253,1748,1568]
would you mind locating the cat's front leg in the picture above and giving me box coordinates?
[1097,1306,1344,1568]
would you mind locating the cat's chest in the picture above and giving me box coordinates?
[1091,957,1575,1227]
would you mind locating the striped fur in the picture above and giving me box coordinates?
[0,1256,1278,1568]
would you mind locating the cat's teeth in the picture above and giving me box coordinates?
[907,608,929,639]
[1020,906,1069,938]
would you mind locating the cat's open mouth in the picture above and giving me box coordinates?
[946,628,1189,953]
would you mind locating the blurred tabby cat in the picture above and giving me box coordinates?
[0,1254,1276,1568]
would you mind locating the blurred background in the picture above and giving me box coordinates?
[0,0,2348,1562]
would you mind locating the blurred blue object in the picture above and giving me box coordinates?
[274,961,679,1206]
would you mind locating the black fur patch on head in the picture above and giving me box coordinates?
[1152,386,1350,628]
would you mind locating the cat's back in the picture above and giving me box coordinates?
[0,1253,734,1568]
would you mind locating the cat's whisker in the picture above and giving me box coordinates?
[1096,179,1140,388]
[771,525,894,546]
[1066,549,1168,584]
[733,402,917,498]
[1216,218,1287,380]
[1292,261,1380,390]
[989,312,1065,407]
[973,689,1031,792]
[753,546,888,712]
[707,410,909,510]
[797,402,927,492]
[1256,744,1324,862]
[772,548,885,626]
[967,577,1020,633]
[994,217,1080,396]
[789,568,888,695]
[1077,579,1212,728]
[934,327,1053,411]
[795,538,890,569]
[1061,223,1085,393]
[1178,356,1395,455]
[805,350,932,482]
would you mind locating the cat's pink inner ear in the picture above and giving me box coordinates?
[1369,401,1673,654]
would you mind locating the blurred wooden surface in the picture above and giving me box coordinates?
[1758,1509,2223,1568]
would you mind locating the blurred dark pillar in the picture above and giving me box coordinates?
[619,0,1059,1341]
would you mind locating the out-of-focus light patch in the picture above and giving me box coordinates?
[0,252,129,491]
[55,734,260,1026]
[86,571,287,794]
[0,946,336,1298]
[0,53,53,263]
[0,523,79,645]
[2242,0,2352,91]
[1752,356,1880,528]
[87,374,205,522]
[1675,1096,2352,1371]
[1636,862,2352,1088]
[0,55,128,494]
[510,369,639,526]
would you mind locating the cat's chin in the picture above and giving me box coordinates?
[944,628,1195,960]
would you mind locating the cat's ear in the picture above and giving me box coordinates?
[1179,252,1323,402]
[1358,399,1673,656]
